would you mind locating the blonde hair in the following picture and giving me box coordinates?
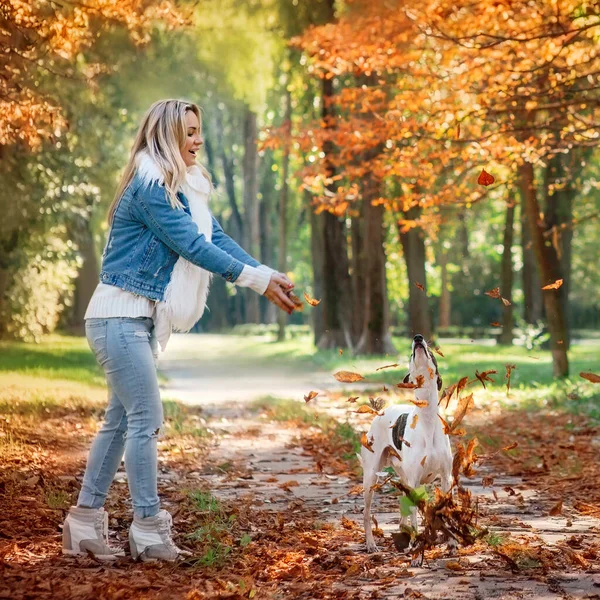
[108,99,213,224]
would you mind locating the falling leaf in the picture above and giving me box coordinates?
[376,363,399,371]
[542,279,563,290]
[347,396,359,403]
[475,369,497,389]
[482,476,494,487]
[580,372,600,383]
[410,399,429,408]
[303,291,321,306]
[414,281,425,292]
[416,375,425,388]
[338,348,343,356]
[477,169,495,186]
[397,382,417,389]
[428,367,435,380]
[355,405,379,415]
[432,346,444,357]
[505,364,517,395]
[382,385,388,392]
[549,500,563,516]
[450,428,467,437]
[410,414,419,429]
[501,297,511,306]
[369,396,386,411]
[334,370,365,383]
[360,432,374,453]
[303,391,319,403]
[456,122,461,140]
[456,376,470,397]
[485,287,501,299]
[439,414,452,435]
[452,393,474,431]
[490,321,501,327]
[420,455,427,466]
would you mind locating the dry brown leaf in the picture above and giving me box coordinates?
[410,399,429,408]
[287,292,304,312]
[450,428,467,437]
[376,363,399,371]
[475,369,497,389]
[490,321,501,327]
[347,396,359,403]
[369,397,386,411]
[338,348,343,356]
[420,455,427,466]
[485,287,501,299]
[580,372,600,383]
[397,381,417,389]
[414,281,425,292]
[445,560,464,571]
[387,445,402,461]
[502,442,518,452]
[549,500,563,516]
[501,297,511,306]
[542,279,563,290]
[427,367,435,381]
[334,370,365,383]
[360,432,374,453]
[482,476,494,487]
[456,376,470,397]
[439,414,452,435]
[303,391,319,403]
[505,364,517,395]
[478,169,495,186]
[432,345,445,357]
[410,414,419,429]
[452,393,474,431]
[355,405,379,415]
[303,291,321,306]
[416,374,425,388]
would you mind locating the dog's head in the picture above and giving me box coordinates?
[403,334,442,391]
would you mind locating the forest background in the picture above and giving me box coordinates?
[1,0,599,379]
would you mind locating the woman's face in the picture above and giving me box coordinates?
[181,110,203,167]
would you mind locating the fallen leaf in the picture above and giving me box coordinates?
[445,560,464,571]
[334,370,365,383]
[502,442,518,452]
[549,500,563,516]
[542,279,563,290]
[478,169,495,186]
[410,414,419,429]
[303,391,318,403]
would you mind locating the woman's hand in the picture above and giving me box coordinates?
[264,273,296,315]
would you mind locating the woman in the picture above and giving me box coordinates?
[62,99,295,562]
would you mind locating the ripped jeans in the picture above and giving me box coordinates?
[78,317,162,518]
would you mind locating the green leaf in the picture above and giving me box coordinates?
[240,533,252,547]
[399,495,415,517]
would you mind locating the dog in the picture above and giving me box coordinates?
[359,334,455,561]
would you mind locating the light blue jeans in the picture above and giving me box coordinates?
[78,317,162,518]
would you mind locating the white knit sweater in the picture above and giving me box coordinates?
[85,158,274,352]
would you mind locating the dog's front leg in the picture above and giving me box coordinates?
[363,465,379,553]
[440,471,458,555]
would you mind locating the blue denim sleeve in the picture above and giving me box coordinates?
[210,216,261,268]
[131,181,245,282]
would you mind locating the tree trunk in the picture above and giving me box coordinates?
[71,217,100,333]
[309,199,326,346]
[242,106,261,323]
[350,208,366,343]
[398,207,432,340]
[277,84,292,341]
[438,248,451,329]
[544,153,576,349]
[521,205,543,324]
[498,202,516,345]
[519,162,569,377]
[315,77,353,350]
[355,183,394,355]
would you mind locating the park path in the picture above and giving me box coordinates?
[160,335,600,600]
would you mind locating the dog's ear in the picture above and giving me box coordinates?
[403,373,411,384]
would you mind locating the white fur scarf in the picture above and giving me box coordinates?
[136,152,213,351]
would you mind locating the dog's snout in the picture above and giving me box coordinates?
[413,334,424,343]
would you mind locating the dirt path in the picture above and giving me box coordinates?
[192,396,600,600]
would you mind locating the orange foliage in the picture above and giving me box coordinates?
[1,0,186,149]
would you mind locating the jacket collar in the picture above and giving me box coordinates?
[135,151,210,195]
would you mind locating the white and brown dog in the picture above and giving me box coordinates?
[360,334,455,556]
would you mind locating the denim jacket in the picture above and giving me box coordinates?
[99,173,259,302]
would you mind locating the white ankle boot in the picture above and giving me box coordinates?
[129,509,186,562]
[62,506,125,560]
